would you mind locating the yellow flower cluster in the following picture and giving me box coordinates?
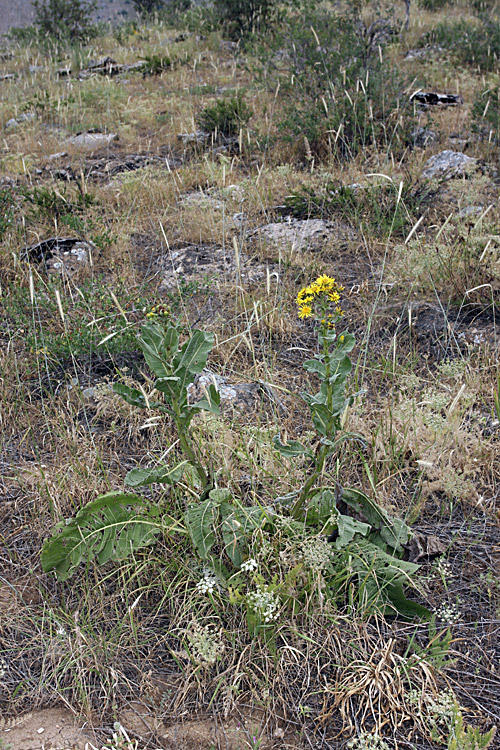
[145,303,171,319]
[296,275,344,326]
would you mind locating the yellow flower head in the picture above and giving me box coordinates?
[296,274,344,321]
[298,304,313,319]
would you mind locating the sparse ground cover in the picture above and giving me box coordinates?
[0,1,499,749]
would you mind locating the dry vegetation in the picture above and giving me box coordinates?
[0,1,499,748]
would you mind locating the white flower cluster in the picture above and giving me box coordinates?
[300,536,333,572]
[347,731,391,750]
[435,600,461,623]
[408,688,456,728]
[187,622,225,666]
[196,570,219,595]
[432,557,453,580]
[241,558,258,573]
[246,585,279,624]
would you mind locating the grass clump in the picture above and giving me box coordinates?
[284,180,433,238]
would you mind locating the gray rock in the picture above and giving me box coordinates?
[177,130,211,145]
[405,46,443,60]
[411,92,462,107]
[47,151,68,161]
[66,131,118,149]
[189,370,282,420]
[422,150,476,180]
[250,218,333,253]
[5,112,35,128]
[458,205,483,218]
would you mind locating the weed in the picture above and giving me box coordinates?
[0,186,16,243]
[42,278,429,621]
[258,9,415,160]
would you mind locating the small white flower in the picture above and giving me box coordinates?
[196,571,218,595]
[246,585,279,623]
[241,558,258,573]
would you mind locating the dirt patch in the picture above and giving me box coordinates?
[119,701,300,750]
[0,708,94,750]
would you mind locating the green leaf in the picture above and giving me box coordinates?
[113,383,150,409]
[335,513,371,547]
[220,502,264,567]
[273,434,311,458]
[124,460,188,487]
[173,330,214,395]
[310,402,332,436]
[342,488,411,551]
[41,492,159,581]
[189,383,221,415]
[139,321,174,380]
[306,489,336,526]
[185,497,219,559]
[303,359,326,377]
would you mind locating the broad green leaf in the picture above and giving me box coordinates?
[139,321,173,379]
[189,383,221,415]
[185,498,218,559]
[173,330,214,395]
[208,488,232,505]
[303,359,326,377]
[342,488,411,552]
[335,514,370,547]
[306,489,336,526]
[41,492,159,581]
[310,402,332,436]
[124,460,188,487]
[273,435,311,458]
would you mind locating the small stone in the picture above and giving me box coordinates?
[37,727,45,734]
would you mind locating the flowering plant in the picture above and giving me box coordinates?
[275,275,359,519]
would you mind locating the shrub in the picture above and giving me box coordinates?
[197,95,253,137]
[420,17,500,72]
[284,181,433,238]
[32,0,99,44]
[259,11,414,161]
[213,0,279,40]
[130,0,166,15]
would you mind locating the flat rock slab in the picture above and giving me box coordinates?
[156,243,273,290]
[249,218,336,253]
[422,150,477,180]
[65,131,118,149]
